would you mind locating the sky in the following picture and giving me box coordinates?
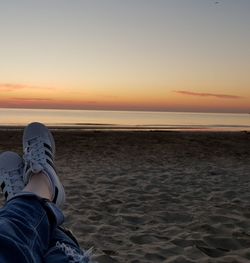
[0,0,249,113]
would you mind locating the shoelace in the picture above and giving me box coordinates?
[24,137,45,174]
[1,167,24,196]
[9,169,24,193]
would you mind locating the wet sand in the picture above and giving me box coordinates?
[0,130,250,262]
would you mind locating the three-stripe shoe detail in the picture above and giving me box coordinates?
[1,182,5,191]
[43,143,56,171]
[0,181,8,200]
[0,152,25,201]
[0,181,8,199]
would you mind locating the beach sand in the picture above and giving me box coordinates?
[0,130,250,263]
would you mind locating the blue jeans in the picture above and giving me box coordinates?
[0,193,93,263]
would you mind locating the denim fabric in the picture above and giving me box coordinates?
[44,227,94,263]
[0,193,62,263]
[0,193,94,263]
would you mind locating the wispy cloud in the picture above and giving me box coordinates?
[174,90,243,99]
[12,97,53,101]
[0,83,27,92]
[0,83,53,92]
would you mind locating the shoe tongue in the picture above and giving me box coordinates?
[28,137,39,145]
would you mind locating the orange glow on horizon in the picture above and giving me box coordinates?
[0,82,249,113]
[0,93,249,114]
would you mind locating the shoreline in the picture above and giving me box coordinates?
[0,125,249,133]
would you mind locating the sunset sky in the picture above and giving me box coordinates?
[0,0,249,113]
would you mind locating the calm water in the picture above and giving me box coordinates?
[0,108,249,131]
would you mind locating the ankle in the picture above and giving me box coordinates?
[23,172,53,201]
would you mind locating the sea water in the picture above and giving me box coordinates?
[0,108,249,131]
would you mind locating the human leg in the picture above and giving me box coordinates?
[0,152,63,263]
[22,123,94,262]
[0,122,65,262]
[22,122,65,207]
[0,123,94,262]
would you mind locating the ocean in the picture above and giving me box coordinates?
[0,108,249,131]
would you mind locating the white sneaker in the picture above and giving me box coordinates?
[23,122,65,207]
[0,151,25,201]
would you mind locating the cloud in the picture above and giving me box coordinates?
[174,90,242,99]
[12,97,53,101]
[0,83,27,92]
[0,83,53,92]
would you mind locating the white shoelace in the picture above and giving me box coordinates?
[0,167,24,196]
[23,137,46,174]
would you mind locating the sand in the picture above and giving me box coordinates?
[0,130,250,262]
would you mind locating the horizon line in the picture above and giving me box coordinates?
[0,106,249,115]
